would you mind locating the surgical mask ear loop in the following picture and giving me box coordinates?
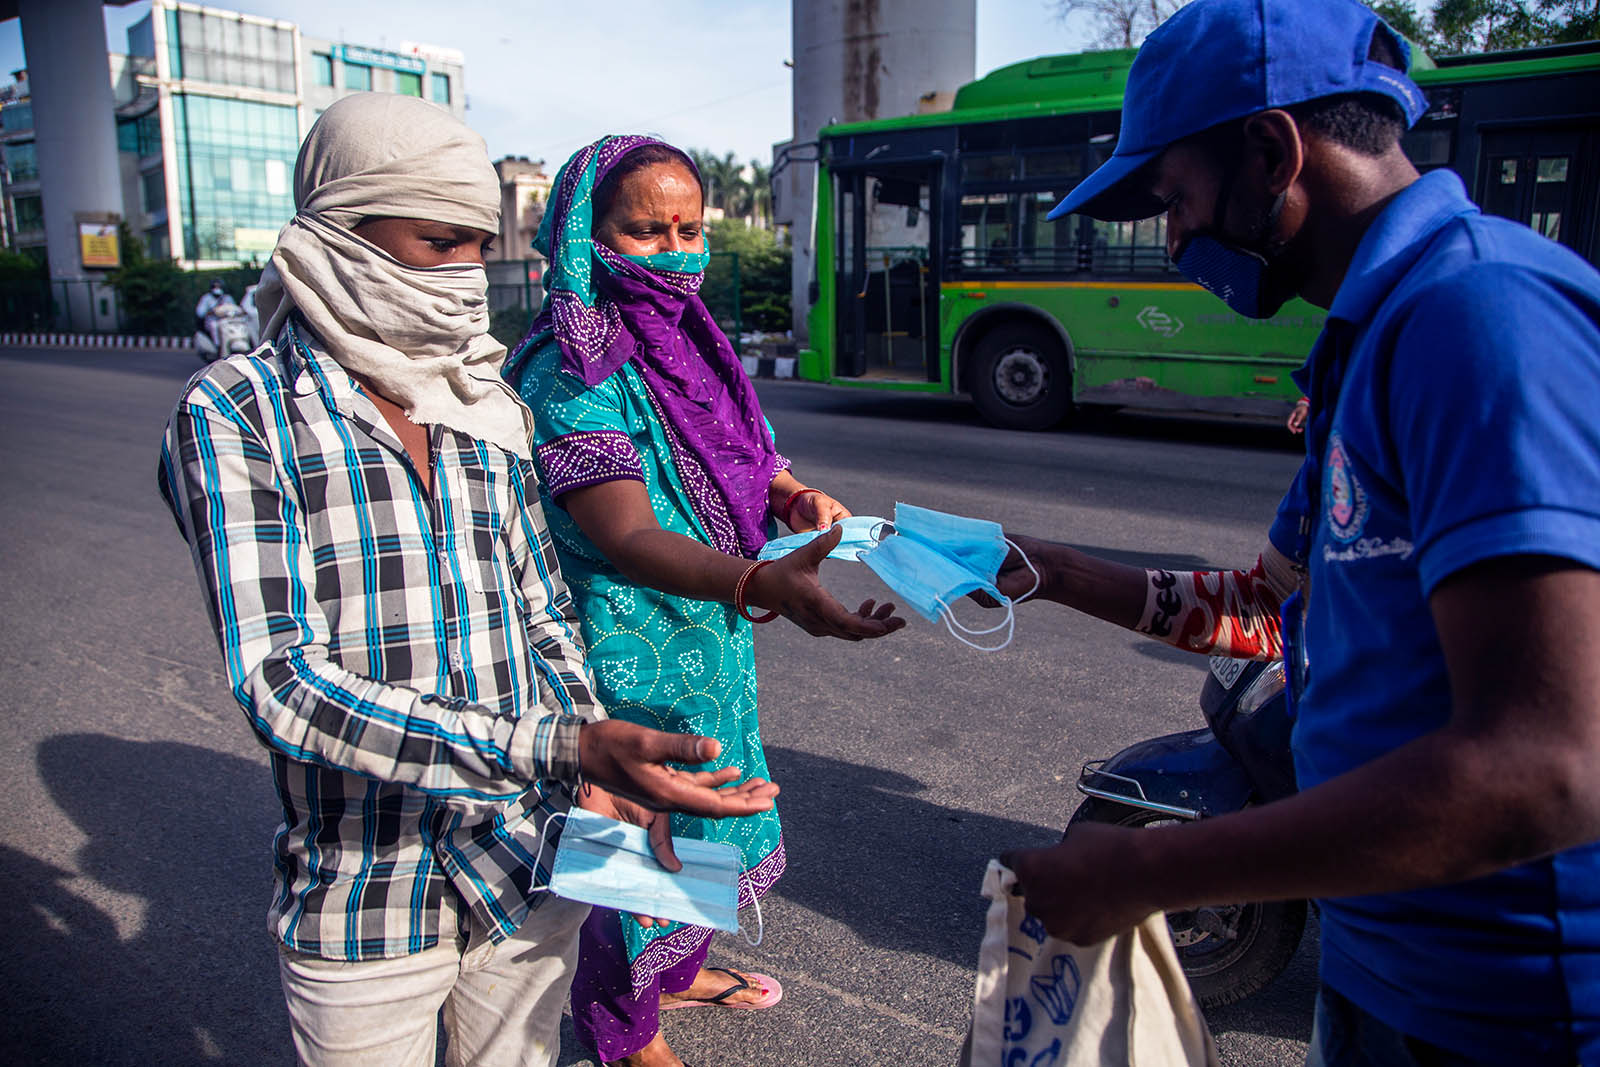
[528,809,571,895]
[1006,538,1042,603]
[931,540,1042,653]
[738,858,764,947]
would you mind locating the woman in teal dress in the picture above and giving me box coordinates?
[504,135,903,1067]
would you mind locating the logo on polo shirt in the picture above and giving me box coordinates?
[1324,432,1369,544]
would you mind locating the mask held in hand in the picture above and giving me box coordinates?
[546,808,763,943]
[860,503,1039,653]
[757,514,889,563]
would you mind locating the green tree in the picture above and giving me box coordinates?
[1367,0,1598,54]
[106,222,261,336]
[106,222,190,334]
[1049,0,1190,48]
[0,244,48,330]
[1370,0,1431,43]
[746,160,773,228]
[704,219,791,333]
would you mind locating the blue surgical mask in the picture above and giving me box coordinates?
[546,808,762,943]
[757,515,889,563]
[860,503,1039,652]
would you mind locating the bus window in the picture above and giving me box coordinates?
[1091,216,1171,275]
[1480,126,1586,253]
[960,193,1015,270]
[1533,156,1570,241]
[958,191,1081,273]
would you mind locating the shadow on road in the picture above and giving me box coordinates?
[761,742,1317,1047]
[761,744,1062,970]
[2,733,283,1065]
[757,380,1304,455]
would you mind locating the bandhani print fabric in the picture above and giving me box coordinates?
[504,135,793,994]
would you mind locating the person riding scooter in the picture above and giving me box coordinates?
[195,280,237,350]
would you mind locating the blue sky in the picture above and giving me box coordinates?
[1,1,1091,167]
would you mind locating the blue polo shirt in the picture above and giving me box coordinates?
[1288,169,1600,1061]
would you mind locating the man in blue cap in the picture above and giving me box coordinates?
[994,0,1600,1062]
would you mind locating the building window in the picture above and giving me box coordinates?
[169,8,294,93]
[4,141,37,183]
[312,52,333,87]
[144,226,170,259]
[171,93,299,262]
[430,72,451,103]
[395,70,422,97]
[116,113,162,157]
[1,102,33,134]
[13,194,44,233]
[344,62,372,91]
[142,169,167,214]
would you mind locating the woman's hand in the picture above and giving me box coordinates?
[747,526,906,640]
[784,488,850,533]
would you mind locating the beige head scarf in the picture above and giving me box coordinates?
[256,93,533,458]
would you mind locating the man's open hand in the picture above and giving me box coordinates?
[577,720,780,821]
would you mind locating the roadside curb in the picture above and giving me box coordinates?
[1,331,194,350]
[741,354,797,380]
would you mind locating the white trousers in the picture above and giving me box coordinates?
[277,897,591,1067]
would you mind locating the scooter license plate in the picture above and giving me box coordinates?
[1208,655,1248,690]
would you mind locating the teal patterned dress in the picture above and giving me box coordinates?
[515,337,785,990]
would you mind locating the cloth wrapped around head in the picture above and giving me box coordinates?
[256,92,533,457]
[505,135,782,558]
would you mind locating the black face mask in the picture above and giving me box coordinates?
[1171,158,1297,319]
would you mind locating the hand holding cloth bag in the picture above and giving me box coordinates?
[960,861,1219,1067]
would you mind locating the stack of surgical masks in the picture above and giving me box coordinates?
[758,503,1038,651]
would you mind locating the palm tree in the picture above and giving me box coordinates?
[747,160,772,228]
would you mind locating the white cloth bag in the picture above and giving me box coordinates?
[960,860,1220,1067]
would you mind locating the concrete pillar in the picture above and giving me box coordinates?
[18,0,126,331]
[784,0,976,342]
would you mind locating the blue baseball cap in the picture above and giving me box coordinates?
[1047,0,1426,222]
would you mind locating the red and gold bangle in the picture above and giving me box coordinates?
[778,487,822,527]
[734,560,780,623]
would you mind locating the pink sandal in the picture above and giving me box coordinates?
[661,966,783,1011]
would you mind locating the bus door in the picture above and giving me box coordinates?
[1478,125,1599,264]
[835,163,941,382]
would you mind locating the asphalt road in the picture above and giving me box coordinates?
[0,345,1311,1066]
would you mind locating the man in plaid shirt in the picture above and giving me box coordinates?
[159,95,776,1067]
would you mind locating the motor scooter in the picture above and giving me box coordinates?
[194,301,256,362]
[1071,656,1305,1009]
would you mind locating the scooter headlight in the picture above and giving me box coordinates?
[1236,659,1286,717]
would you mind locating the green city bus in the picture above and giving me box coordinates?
[799,41,1600,429]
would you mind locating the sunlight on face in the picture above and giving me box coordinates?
[350,217,496,268]
[594,163,706,257]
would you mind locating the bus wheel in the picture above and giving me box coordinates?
[970,322,1072,431]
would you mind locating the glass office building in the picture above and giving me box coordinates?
[169,95,298,261]
[0,1,470,271]
[134,1,468,268]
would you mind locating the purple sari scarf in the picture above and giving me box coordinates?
[511,135,779,558]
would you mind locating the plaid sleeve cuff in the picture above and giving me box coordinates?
[537,431,644,498]
[509,712,587,784]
